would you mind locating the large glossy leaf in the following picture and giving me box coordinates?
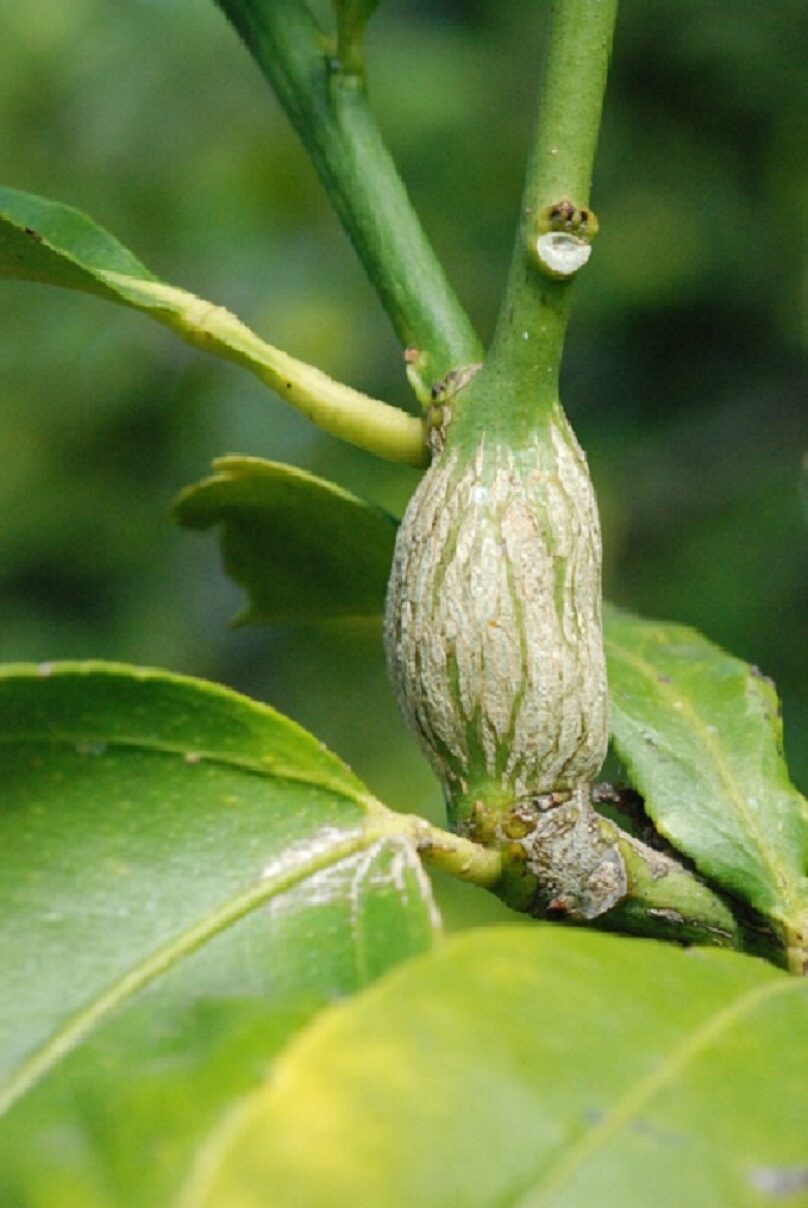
[0,995,310,1208]
[0,663,439,1138]
[0,186,424,463]
[604,608,808,968]
[174,456,397,622]
[180,927,808,1208]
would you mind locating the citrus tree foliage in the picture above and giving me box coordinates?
[1,1,806,1204]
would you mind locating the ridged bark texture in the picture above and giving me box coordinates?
[385,408,608,826]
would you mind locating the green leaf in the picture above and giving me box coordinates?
[0,187,154,289]
[174,456,397,623]
[605,608,808,970]
[0,186,425,464]
[0,996,313,1208]
[179,927,808,1208]
[0,662,439,1135]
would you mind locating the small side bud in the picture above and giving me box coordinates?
[531,200,598,280]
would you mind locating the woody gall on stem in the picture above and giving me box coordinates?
[385,0,740,943]
[0,9,806,1200]
[386,0,614,855]
[195,0,763,952]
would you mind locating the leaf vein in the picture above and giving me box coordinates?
[514,974,800,1206]
[0,729,361,802]
[0,827,403,1119]
[606,639,799,915]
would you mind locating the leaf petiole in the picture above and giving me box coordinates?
[101,272,428,465]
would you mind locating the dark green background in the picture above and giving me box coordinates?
[1,0,805,814]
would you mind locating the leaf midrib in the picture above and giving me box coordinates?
[0,824,404,1119]
[0,729,364,803]
[606,637,800,918]
[514,973,800,1206]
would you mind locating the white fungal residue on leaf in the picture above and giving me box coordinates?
[259,825,359,888]
[345,836,440,932]
[264,835,441,934]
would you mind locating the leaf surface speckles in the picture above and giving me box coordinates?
[605,608,808,969]
[0,662,438,1208]
[179,927,808,1208]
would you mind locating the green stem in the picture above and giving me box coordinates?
[407,817,503,888]
[605,830,742,951]
[454,0,617,444]
[522,0,617,213]
[467,791,744,952]
[213,0,483,401]
[784,917,808,977]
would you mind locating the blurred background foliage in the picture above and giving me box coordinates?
[1,0,806,834]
